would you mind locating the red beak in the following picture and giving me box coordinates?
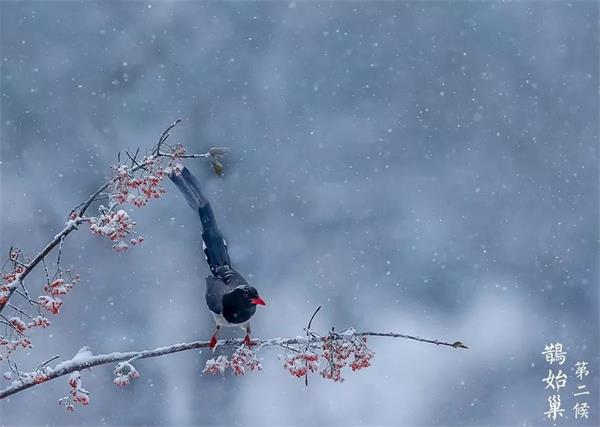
[250,297,266,306]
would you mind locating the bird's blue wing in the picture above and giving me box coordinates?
[205,276,225,314]
[205,265,250,314]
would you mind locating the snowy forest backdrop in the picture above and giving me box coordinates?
[0,1,598,426]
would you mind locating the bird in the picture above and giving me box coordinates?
[169,166,265,349]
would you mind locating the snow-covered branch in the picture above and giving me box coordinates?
[0,330,467,401]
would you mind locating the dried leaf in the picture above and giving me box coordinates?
[212,160,224,177]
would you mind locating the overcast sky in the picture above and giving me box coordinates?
[1,1,598,426]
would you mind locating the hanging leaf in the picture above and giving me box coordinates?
[212,160,224,177]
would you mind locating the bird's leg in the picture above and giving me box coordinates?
[243,324,253,347]
[209,325,221,350]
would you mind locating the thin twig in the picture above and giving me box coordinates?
[36,355,60,370]
[55,236,65,271]
[304,306,322,386]
[41,258,50,287]
[157,152,211,159]
[14,289,38,307]
[154,119,182,156]
[7,304,32,319]
[6,358,20,381]
[307,306,321,330]
[361,332,468,349]
[125,150,144,170]
[17,280,33,307]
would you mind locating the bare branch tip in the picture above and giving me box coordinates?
[452,341,468,349]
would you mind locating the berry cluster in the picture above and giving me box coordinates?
[0,313,51,360]
[0,263,24,305]
[43,278,72,297]
[37,271,79,315]
[111,162,167,208]
[229,347,263,376]
[281,330,375,383]
[89,209,138,253]
[283,351,320,378]
[37,296,63,315]
[320,334,374,383]
[87,147,186,253]
[203,346,262,376]
[27,315,52,329]
[0,287,9,306]
[113,361,140,387]
[202,355,229,375]
[58,371,89,411]
[8,317,27,334]
[109,149,184,209]
[0,335,32,356]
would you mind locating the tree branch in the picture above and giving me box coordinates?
[0,331,467,400]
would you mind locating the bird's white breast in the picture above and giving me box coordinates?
[212,312,249,331]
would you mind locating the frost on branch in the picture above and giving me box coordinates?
[3,363,51,388]
[113,360,140,387]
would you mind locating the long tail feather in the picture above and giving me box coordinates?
[169,167,231,273]
[169,169,207,210]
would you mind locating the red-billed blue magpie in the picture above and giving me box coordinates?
[169,167,265,349]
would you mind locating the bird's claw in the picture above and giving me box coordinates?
[209,335,218,350]
[243,335,254,347]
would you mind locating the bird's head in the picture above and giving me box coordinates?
[222,285,266,323]
[233,285,266,307]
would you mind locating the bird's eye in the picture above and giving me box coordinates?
[243,292,249,298]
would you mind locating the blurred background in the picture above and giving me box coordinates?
[0,1,598,426]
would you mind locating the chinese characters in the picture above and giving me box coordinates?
[541,342,591,422]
